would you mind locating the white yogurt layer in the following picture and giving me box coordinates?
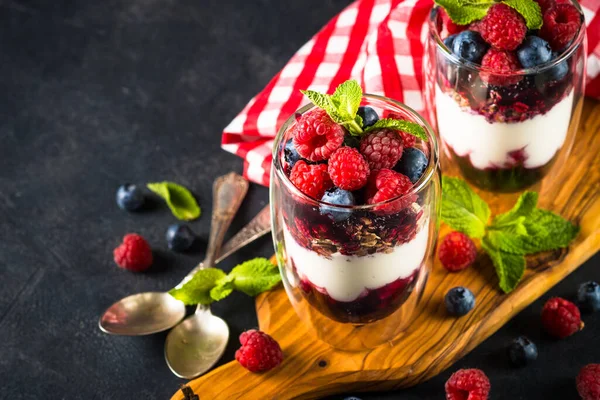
[283,221,430,302]
[435,86,574,170]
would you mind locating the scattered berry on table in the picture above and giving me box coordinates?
[445,368,491,400]
[284,138,302,169]
[357,106,379,128]
[547,52,569,81]
[165,224,196,252]
[507,336,538,367]
[235,329,283,372]
[541,297,583,338]
[293,108,344,161]
[517,36,553,68]
[290,160,333,199]
[116,184,145,211]
[478,3,527,51]
[577,281,600,312]
[320,187,355,222]
[359,128,404,170]
[366,169,414,213]
[438,232,477,272]
[481,49,522,86]
[394,147,428,184]
[577,364,600,400]
[445,287,476,316]
[328,147,370,191]
[541,3,582,51]
[113,233,153,272]
[451,30,488,64]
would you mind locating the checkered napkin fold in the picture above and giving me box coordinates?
[221,0,600,186]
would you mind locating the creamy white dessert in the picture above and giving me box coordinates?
[435,85,574,170]
[283,220,430,302]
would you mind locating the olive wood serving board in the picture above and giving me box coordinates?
[172,99,600,399]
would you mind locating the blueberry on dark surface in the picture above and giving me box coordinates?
[445,287,475,316]
[166,223,196,252]
[320,187,355,222]
[357,106,379,128]
[517,36,552,68]
[343,397,362,400]
[394,148,428,184]
[507,336,538,367]
[284,138,302,168]
[546,52,568,81]
[443,34,456,50]
[451,31,488,64]
[577,281,600,312]
[116,184,145,211]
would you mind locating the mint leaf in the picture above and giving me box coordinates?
[210,277,234,301]
[364,118,428,141]
[482,238,526,293]
[169,268,226,305]
[300,90,344,123]
[229,257,281,297]
[435,0,492,25]
[502,0,543,29]
[441,176,491,238]
[147,181,201,221]
[331,80,362,122]
[492,191,538,228]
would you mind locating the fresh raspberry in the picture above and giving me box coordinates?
[541,297,584,338]
[438,232,477,272]
[289,160,333,199]
[481,49,522,86]
[535,0,556,14]
[478,4,527,51]
[541,4,582,51]
[577,364,600,400]
[386,113,417,148]
[113,234,153,272]
[366,169,414,213]
[327,147,370,191]
[235,330,283,372]
[359,128,404,170]
[445,368,491,400]
[293,108,344,161]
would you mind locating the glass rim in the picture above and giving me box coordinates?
[428,2,586,77]
[271,94,439,211]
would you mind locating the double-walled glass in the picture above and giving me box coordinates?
[424,4,586,192]
[270,96,440,351]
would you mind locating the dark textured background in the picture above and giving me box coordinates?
[0,0,598,399]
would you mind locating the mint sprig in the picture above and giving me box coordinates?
[441,177,579,293]
[169,258,281,305]
[147,181,201,221]
[435,0,542,30]
[300,79,427,141]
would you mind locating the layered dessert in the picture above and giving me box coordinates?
[432,1,584,192]
[273,82,436,324]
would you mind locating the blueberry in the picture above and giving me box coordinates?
[357,106,379,128]
[394,148,428,184]
[451,31,488,64]
[166,224,196,252]
[445,287,475,316]
[284,138,302,168]
[577,281,600,312]
[320,187,355,222]
[547,52,569,81]
[343,397,362,400]
[443,34,457,50]
[517,36,552,68]
[116,184,145,211]
[507,336,538,367]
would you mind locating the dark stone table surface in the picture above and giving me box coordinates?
[0,0,598,399]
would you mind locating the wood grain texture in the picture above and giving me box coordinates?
[172,99,600,400]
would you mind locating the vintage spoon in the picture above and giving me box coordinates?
[164,172,249,379]
[98,174,271,336]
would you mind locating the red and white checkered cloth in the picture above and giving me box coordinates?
[221,0,600,186]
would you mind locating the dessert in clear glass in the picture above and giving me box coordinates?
[424,1,586,192]
[270,91,440,351]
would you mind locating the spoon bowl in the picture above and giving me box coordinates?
[99,292,186,336]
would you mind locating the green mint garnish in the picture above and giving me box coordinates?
[169,257,281,305]
[441,177,579,293]
[301,79,427,141]
[147,181,201,221]
[435,0,542,30]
